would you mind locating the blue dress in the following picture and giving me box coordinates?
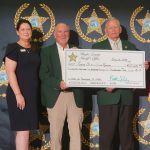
[4,43,40,131]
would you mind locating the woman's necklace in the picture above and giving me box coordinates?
[25,48,31,53]
[17,41,31,53]
[17,41,31,48]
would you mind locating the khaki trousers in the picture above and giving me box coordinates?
[47,92,83,150]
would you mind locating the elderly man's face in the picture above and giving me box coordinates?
[54,24,70,47]
[105,20,122,40]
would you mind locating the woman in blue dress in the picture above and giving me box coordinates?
[4,19,40,150]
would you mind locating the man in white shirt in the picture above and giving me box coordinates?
[40,23,84,150]
[92,17,149,150]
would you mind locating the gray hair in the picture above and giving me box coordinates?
[105,17,121,29]
[54,23,70,32]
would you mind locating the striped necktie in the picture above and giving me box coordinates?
[114,41,119,50]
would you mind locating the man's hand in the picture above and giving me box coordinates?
[144,61,149,70]
[106,87,115,92]
[60,80,68,90]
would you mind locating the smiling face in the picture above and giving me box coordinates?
[105,19,122,41]
[16,23,32,41]
[54,23,70,48]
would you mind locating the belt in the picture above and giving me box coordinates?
[61,88,73,93]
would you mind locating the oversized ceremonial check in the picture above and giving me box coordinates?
[64,49,145,88]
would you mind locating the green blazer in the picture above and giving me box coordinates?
[39,43,84,108]
[92,39,137,105]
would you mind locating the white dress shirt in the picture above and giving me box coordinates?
[56,43,69,81]
[108,38,123,50]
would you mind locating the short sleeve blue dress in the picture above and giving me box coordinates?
[4,43,40,131]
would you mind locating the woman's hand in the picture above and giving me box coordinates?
[16,94,25,110]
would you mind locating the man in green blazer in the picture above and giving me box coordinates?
[92,17,146,150]
[39,23,84,150]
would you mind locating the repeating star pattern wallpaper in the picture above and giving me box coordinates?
[0,0,150,150]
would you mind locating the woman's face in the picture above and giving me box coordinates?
[16,23,32,41]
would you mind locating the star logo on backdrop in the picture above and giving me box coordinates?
[14,3,55,42]
[68,53,77,62]
[29,121,50,149]
[84,114,99,139]
[130,6,150,43]
[133,108,150,145]
[81,111,99,148]
[0,62,8,86]
[136,10,150,35]
[22,7,49,33]
[75,5,112,43]
[0,63,8,98]
[81,9,106,35]
[139,112,150,138]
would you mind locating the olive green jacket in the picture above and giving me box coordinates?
[92,39,137,105]
[39,43,84,108]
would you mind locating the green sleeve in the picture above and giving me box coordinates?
[39,47,60,89]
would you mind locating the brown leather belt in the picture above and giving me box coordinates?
[61,88,73,93]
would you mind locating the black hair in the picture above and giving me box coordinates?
[16,19,32,31]
[16,19,42,52]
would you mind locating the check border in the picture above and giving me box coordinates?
[65,49,145,88]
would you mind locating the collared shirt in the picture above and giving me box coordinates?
[56,43,69,80]
[108,38,122,50]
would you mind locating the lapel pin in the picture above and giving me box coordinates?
[125,46,128,49]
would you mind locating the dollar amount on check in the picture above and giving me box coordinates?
[64,49,145,88]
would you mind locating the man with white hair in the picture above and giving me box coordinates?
[92,17,149,150]
[40,23,84,150]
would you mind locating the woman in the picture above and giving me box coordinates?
[4,19,40,150]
